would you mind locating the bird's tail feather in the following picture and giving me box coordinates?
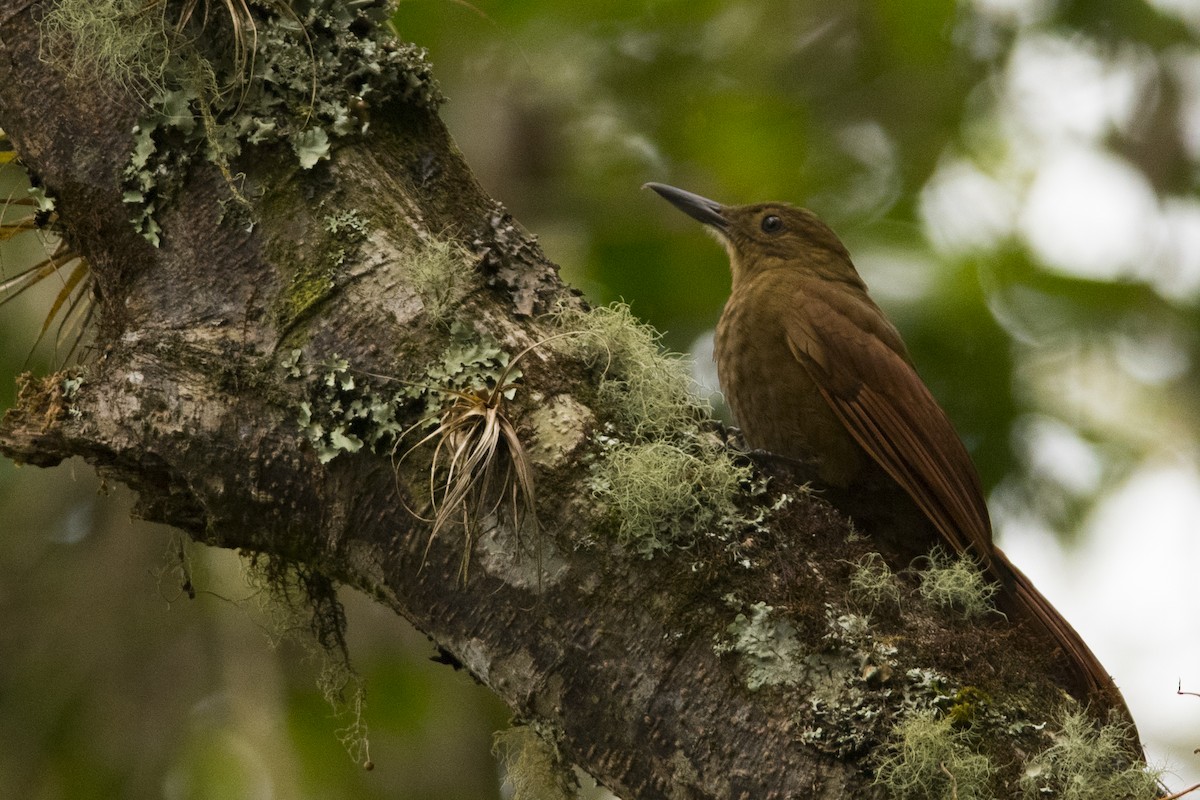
[992,546,1136,730]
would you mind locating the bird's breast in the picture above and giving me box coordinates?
[715,280,864,486]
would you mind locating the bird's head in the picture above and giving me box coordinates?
[644,182,859,289]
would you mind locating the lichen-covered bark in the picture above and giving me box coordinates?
[0,3,1146,799]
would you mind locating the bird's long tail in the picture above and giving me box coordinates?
[992,546,1136,731]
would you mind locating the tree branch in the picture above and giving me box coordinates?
[0,3,1148,799]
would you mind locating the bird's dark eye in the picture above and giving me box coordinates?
[761,214,783,234]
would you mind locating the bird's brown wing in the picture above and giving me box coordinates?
[782,286,1128,700]
[782,280,993,563]
[784,279,1123,701]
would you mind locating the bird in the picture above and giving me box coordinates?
[645,180,1129,713]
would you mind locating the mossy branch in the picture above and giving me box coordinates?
[0,4,1154,800]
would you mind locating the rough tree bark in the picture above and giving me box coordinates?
[0,3,1146,799]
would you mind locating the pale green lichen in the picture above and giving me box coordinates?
[102,0,443,245]
[493,723,577,800]
[405,238,477,325]
[322,209,370,267]
[588,438,749,556]
[288,350,409,465]
[60,373,85,418]
[714,601,806,691]
[122,86,205,245]
[552,302,706,441]
[40,0,173,92]
[848,552,902,612]
[793,607,907,757]
[918,547,998,619]
[241,554,371,768]
[293,354,390,463]
[285,321,517,464]
[293,127,331,169]
[26,186,56,214]
[1019,711,1161,800]
[554,303,755,556]
[795,613,1010,763]
[418,320,518,413]
[874,710,996,800]
[287,324,534,584]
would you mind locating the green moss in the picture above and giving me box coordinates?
[277,261,338,331]
[848,552,901,612]
[1019,711,1160,799]
[917,547,998,619]
[271,210,369,331]
[493,724,577,800]
[588,439,749,556]
[874,710,995,800]
[946,687,992,727]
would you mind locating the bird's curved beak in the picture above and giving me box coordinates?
[643,182,729,231]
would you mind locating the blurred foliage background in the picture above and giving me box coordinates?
[1,0,1198,797]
